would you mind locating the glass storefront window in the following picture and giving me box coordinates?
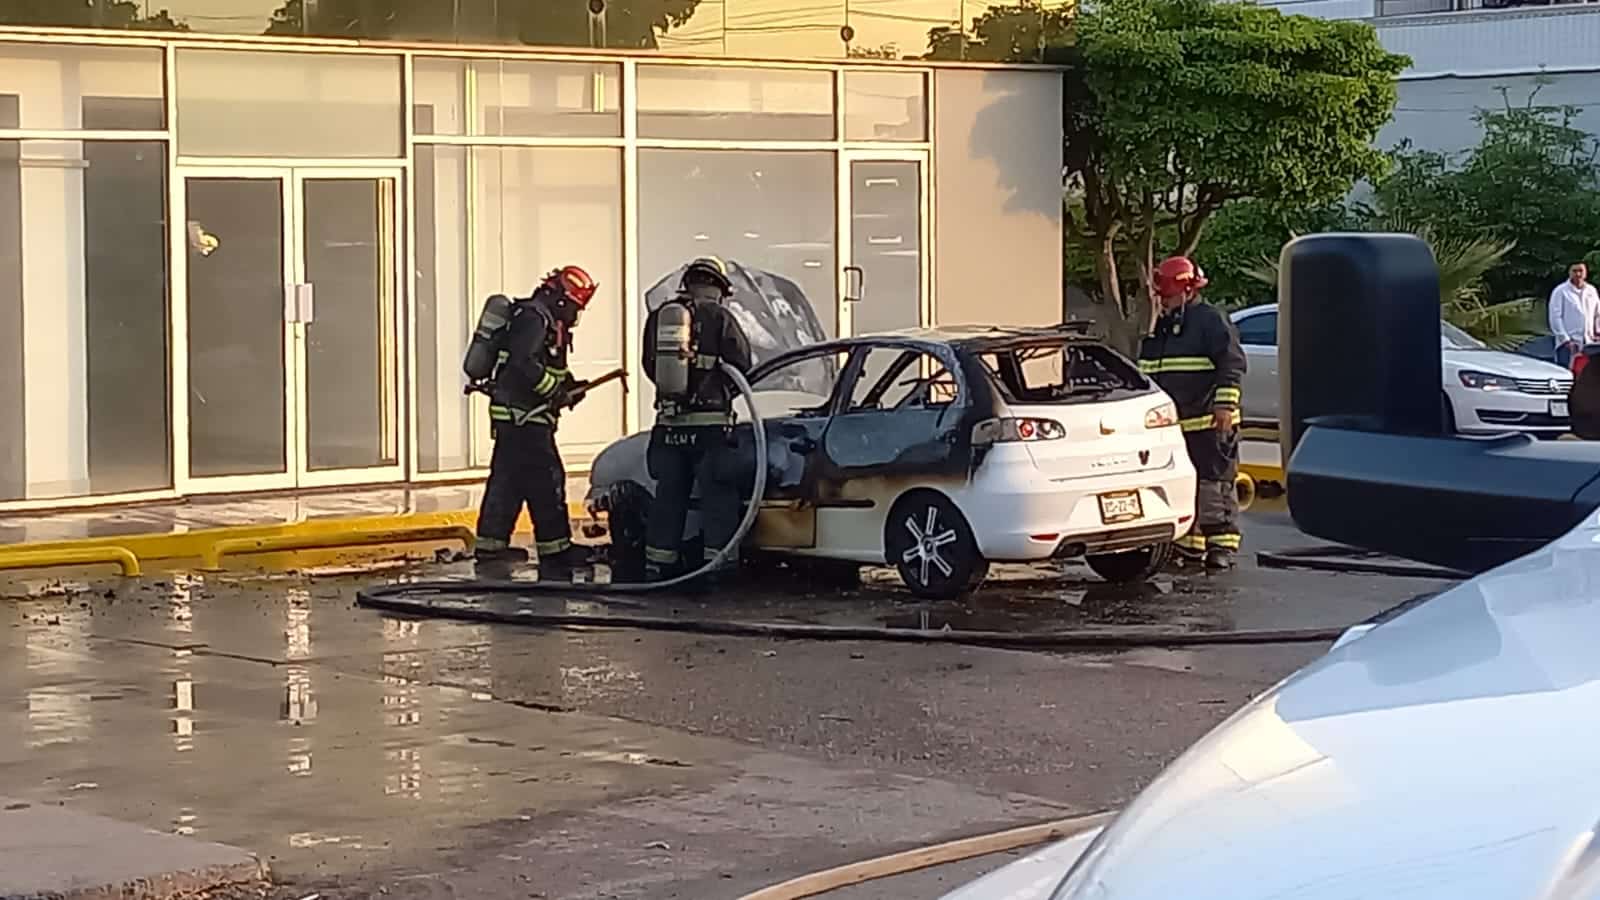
[844,71,928,141]
[638,149,837,423]
[0,139,170,501]
[0,44,165,131]
[413,58,622,138]
[476,60,622,138]
[637,66,835,141]
[175,50,403,158]
[844,1,960,60]
[415,146,625,473]
[413,58,469,137]
[0,1,1066,60]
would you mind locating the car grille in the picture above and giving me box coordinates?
[1514,377,1572,395]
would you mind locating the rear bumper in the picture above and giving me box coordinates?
[958,464,1197,562]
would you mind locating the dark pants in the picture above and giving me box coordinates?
[1557,342,1577,369]
[476,423,571,557]
[644,425,743,573]
[1178,427,1241,553]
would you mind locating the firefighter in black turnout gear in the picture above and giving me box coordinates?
[467,265,599,574]
[1141,256,1248,570]
[641,257,754,583]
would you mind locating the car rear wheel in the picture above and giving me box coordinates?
[884,490,988,600]
[1085,542,1173,584]
[601,481,652,580]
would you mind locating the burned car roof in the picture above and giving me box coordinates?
[774,323,1101,358]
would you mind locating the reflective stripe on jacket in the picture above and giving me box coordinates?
[1138,300,1247,423]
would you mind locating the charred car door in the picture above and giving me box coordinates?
[820,344,973,479]
[732,347,851,549]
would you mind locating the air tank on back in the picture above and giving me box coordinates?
[1281,233,1600,572]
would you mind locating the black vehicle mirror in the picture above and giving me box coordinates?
[1282,233,1600,573]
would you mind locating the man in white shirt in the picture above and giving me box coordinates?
[1548,261,1600,368]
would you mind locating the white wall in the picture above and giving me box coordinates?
[1259,0,1377,19]
[932,69,1064,327]
[1378,6,1600,78]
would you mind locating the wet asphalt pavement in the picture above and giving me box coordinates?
[0,505,1455,899]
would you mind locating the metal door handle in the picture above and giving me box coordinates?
[298,283,315,325]
[284,284,316,324]
[844,266,864,303]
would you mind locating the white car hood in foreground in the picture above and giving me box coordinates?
[950,510,1600,900]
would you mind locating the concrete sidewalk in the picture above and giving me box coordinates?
[0,799,265,900]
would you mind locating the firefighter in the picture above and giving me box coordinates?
[1140,256,1248,570]
[470,265,599,575]
[640,257,755,584]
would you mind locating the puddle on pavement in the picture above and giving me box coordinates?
[0,572,718,879]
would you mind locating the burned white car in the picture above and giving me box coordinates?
[587,326,1199,597]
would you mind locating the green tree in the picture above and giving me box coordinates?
[1064,0,1407,352]
[1369,88,1600,304]
[1196,199,1353,309]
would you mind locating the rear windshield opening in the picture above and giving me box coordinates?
[979,343,1148,404]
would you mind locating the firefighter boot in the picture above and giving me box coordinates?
[474,540,529,564]
[1205,548,1237,571]
[537,545,593,580]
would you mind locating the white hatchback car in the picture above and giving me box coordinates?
[944,506,1600,899]
[1232,303,1573,436]
[586,326,1198,597]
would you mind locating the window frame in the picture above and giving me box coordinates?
[1235,311,1278,348]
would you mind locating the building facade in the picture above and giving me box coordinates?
[1262,0,1600,155]
[0,5,1066,510]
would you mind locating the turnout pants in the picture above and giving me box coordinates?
[476,423,572,557]
[1177,427,1242,554]
[644,425,744,573]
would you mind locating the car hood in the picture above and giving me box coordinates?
[966,510,1600,900]
[939,828,1104,900]
[1443,348,1572,380]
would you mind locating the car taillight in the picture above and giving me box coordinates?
[998,417,1065,442]
[1145,402,1178,429]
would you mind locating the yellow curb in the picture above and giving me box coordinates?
[0,502,596,577]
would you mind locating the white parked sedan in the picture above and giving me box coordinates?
[586,326,1198,597]
[945,506,1600,899]
[1232,303,1573,436]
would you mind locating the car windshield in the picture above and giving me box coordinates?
[1441,322,1487,350]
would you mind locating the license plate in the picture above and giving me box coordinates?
[1552,399,1570,418]
[1098,491,1143,525]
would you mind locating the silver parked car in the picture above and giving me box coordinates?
[943,508,1600,899]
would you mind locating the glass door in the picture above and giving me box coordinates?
[292,170,403,487]
[179,168,402,494]
[182,171,296,492]
[840,152,928,337]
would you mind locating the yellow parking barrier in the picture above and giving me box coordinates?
[1235,472,1257,513]
[200,524,476,571]
[0,546,141,577]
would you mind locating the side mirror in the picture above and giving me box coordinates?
[1282,233,1600,573]
[844,265,864,304]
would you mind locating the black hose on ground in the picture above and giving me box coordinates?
[1256,545,1468,580]
[354,581,1348,647]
